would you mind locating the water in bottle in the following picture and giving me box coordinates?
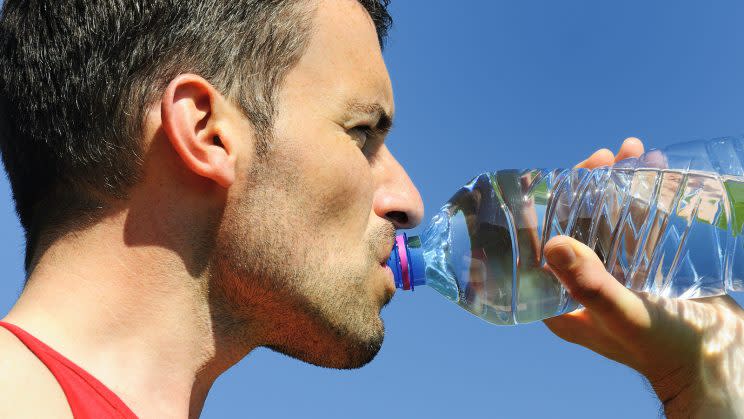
[387,136,744,325]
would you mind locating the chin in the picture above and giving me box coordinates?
[337,331,385,370]
[267,319,386,370]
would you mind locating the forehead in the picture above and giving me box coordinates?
[279,0,394,117]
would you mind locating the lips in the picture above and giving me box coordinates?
[377,238,396,267]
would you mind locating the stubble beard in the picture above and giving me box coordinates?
[207,163,392,369]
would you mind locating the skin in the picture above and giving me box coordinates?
[0,1,422,417]
[546,137,744,418]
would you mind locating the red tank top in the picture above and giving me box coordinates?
[0,321,138,419]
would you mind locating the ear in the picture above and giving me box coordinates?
[161,74,237,188]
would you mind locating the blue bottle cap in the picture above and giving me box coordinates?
[386,233,426,290]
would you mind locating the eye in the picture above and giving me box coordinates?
[349,125,373,150]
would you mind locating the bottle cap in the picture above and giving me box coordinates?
[386,233,426,290]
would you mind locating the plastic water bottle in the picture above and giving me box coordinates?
[387,137,744,325]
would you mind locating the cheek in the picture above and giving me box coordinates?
[302,144,374,228]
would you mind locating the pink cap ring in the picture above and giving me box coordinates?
[395,234,411,290]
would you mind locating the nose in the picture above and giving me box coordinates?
[372,146,424,229]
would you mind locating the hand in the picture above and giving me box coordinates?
[544,138,744,418]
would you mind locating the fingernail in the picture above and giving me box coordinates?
[546,244,576,270]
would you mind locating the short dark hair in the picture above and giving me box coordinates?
[0,0,392,270]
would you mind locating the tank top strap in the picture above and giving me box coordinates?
[0,321,137,419]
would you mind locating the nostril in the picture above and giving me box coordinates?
[385,210,409,227]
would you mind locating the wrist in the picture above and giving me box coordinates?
[652,354,744,418]
[662,383,742,419]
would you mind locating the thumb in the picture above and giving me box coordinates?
[544,236,651,329]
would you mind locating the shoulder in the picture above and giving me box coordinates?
[0,326,72,418]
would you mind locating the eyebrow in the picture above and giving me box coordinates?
[343,101,394,134]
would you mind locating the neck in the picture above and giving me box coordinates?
[3,209,253,418]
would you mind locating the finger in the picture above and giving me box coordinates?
[544,236,651,330]
[544,310,627,356]
[575,148,615,169]
[614,137,645,163]
[546,311,640,365]
[544,309,599,343]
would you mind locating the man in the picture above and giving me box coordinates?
[0,1,740,418]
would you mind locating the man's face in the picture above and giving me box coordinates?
[211,0,423,368]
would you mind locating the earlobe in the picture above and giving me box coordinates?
[161,74,237,188]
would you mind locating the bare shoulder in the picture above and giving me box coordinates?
[0,327,72,418]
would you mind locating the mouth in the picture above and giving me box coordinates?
[378,263,395,304]
[378,236,397,266]
[378,240,396,293]
[370,226,398,295]
[378,257,393,279]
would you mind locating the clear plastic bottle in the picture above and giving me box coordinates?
[387,137,744,325]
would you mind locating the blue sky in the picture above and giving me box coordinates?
[2,1,744,418]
